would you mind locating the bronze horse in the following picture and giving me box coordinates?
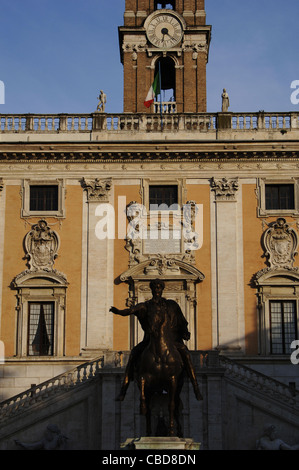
[137,304,185,437]
[110,279,202,437]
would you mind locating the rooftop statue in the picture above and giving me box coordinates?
[221,88,230,112]
[110,279,202,437]
[96,90,107,113]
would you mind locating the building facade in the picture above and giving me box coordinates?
[0,0,298,450]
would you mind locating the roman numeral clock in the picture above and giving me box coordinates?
[145,12,183,49]
[119,1,211,113]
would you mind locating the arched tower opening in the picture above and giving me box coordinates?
[154,1,175,10]
[154,56,176,113]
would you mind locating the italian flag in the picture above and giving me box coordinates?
[144,71,161,108]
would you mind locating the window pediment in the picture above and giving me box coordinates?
[120,255,205,282]
[12,270,68,288]
[255,267,299,286]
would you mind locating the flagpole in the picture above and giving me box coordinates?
[158,61,163,131]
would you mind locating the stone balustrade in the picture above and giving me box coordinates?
[0,112,298,135]
[0,351,219,422]
[220,356,299,409]
[1,350,298,424]
[154,101,177,113]
[0,356,104,421]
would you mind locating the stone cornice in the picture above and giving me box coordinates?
[0,141,299,163]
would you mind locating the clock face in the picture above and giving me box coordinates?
[146,13,183,49]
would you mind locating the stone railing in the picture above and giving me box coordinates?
[0,356,104,421]
[220,355,299,409]
[154,101,177,114]
[0,351,298,422]
[231,112,298,131]
[2,112,297,134]
[0,112,217,133]
[0,350,219,422]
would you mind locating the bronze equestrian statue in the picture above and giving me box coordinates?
[110,279,202,437]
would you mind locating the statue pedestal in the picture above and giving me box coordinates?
[121,437,201,450]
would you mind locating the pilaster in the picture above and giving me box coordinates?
[210,177,245,354]
[80,178,114,353]
[0,180,5,337]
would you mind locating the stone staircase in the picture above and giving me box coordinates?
[220,356,299,410]
[0,351,298,450]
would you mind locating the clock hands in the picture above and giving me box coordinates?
[161,27,176,44]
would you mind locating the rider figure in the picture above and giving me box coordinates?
[110,279,203,401]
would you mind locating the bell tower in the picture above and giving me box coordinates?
[119,0,211,113]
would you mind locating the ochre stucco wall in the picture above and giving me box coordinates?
[113,185,141,351]
[1,184,82,357]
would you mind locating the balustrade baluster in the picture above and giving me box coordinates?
[82,364,88,381]
[88,363,93,379]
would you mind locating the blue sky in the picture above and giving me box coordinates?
[0,0,298,114]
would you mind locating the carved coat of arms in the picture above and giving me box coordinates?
[262,218,298,269]
[24,220,59,271]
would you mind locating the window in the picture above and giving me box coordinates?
[257,178,299,217]
[22,179,66,218]
[155,1,175,9]
[28,302,54,356]
[269,301,297,355]
[149,185,178,209]
[265,184,294,211]
[30,185,58,212]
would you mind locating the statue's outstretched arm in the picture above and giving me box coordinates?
[110,306,131,316]
[110,303,146,317]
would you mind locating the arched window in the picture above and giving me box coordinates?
[155,56,176,113]
[12,271,68,357]
[155,1,175,10]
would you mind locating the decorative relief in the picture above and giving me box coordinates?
[122,43,148,58]
[124,200,200,267]
[12,220,67,287]
[81,177,112,202]
[144,255,180,276]
[210,177,239,201]
[262,217,298,269]
[182,42,208,59]
[0,178,3,192]
[181,200,200,264]
[120,257,205,283]
[125,201,143,266]
[24,220,60,272]
[254,217,299,283]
